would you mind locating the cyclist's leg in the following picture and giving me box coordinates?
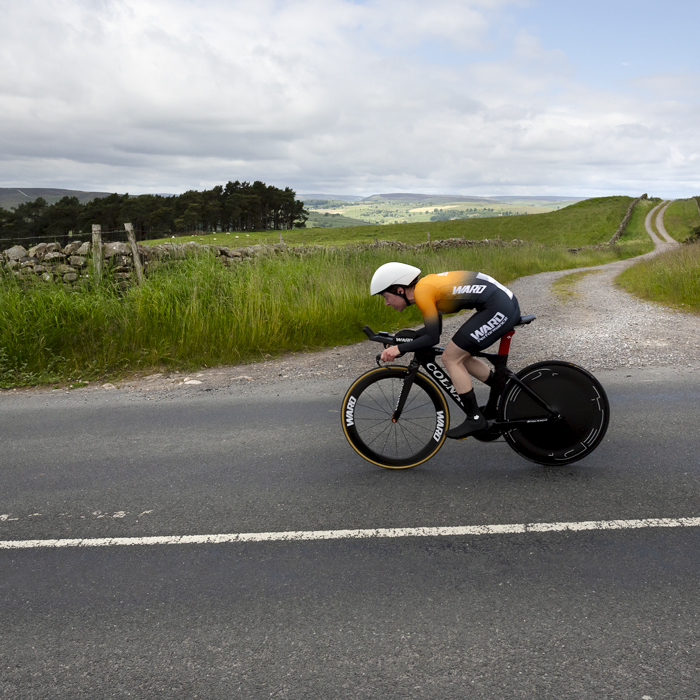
[446,292,520,382]
[445,292,520,439]
[441,343,489,392]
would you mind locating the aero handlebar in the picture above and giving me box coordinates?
[362,325,399,345]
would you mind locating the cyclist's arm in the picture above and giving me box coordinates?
[396,313,442,353]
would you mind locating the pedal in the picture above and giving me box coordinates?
[472,421,502,443]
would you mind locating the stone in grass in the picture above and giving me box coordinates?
[63,272,79,283]
[69,256,86,267]
[43,251,66,263]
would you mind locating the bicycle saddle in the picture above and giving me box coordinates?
[516,314,536,326]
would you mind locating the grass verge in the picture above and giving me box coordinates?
[0,240,651,388]
[615,242,700,314]
[663,199,700,242]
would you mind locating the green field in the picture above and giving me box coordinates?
[302,194,582,226]
[145,196,645,248]
[304,210,371,228]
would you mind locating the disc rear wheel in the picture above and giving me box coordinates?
[499,361,609,466]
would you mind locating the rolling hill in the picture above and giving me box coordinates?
[0,188,114,210]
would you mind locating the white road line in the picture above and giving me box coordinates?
[2,517,700,550]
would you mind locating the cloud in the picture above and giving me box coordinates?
[0,0,698,196]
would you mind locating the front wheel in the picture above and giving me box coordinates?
[499,361,610,466]
[342,366,449,469]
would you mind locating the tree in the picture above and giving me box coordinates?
[0,180,309,241]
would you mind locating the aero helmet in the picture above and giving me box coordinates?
[370,262,421,295]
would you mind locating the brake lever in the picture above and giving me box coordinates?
[376,349,406,366]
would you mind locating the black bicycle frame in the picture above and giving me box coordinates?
[387,330,561,429]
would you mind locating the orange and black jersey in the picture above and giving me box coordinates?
[397,271,516,353]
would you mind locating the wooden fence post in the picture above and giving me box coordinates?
[278,231,284,244]
[124,223,144,285]
[427,231,432,250]
[91,224,102,284]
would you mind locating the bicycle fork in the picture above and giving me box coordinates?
[390,363,421,422]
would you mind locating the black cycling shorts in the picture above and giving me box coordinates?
[451,289,521,354]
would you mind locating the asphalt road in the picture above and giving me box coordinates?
[2,365,700,699]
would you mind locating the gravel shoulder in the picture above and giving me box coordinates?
[5,203,698,401]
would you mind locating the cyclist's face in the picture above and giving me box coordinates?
[381,290,407,311]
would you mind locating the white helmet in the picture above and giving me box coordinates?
[370,262,421,295]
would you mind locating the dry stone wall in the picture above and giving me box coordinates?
[3,241,91,285]
[607,194,648,245]
[1,240,159,287]
[0,236,533,288]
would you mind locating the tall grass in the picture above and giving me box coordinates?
[615,242,700,314]
[0,241,652,387]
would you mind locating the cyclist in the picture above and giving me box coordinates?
[370,262,521,439]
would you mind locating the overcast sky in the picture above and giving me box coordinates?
[1,0,699,197]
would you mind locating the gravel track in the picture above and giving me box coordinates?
[497,201,697,372]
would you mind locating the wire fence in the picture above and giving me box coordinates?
[0,229,194,249]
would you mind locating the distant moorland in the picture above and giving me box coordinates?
[300,193,585,228]
[0,187,113,210]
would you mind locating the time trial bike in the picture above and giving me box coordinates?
[341,314,610,469]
